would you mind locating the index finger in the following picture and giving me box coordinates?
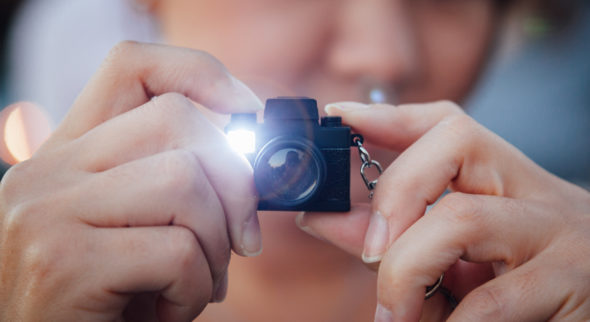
[54,41,262,141]
[325,101,462,151]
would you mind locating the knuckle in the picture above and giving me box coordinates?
[189,50,233,88]
[464,287,508,320]
[440,114,491,157]
[2,204,29,236]
[434,100,464,116]
[189,49,227,74]
[156,92,192,109]
[552,232,590,275]
[111,40,140,53]
[0,161,34,203]
[440,113,476,136]
[512,270,540,294]
[22,241,58,280]
[1,197,46,241]
[103,41,140,67]
[0,200,65,293]
[154,92,194,117]
[193,50,222,67]
[160,150,203,195]
[436,192,481,224]
[151,92,204,132]
[147,97,225,151]
[171,48,230,88]
[171,228,202,270]
[2,203,30,239]
[19,233,67,286]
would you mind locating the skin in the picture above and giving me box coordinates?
[1,0,589,321]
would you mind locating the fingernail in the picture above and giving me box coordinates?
[241,214,262,257]
[230,76,264,110]
[325,102,370,114]
[295,212,326,241]
[374,304,394,322]
[212,270,228,303]
[362,211,389,263]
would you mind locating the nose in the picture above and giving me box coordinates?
[327,0,417,85]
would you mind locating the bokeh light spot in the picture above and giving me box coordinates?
[4,107,31,162]
[0,102,53,165]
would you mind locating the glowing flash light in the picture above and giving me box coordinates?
[227,129,256,154]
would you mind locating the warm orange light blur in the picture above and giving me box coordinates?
[0,102,53,165]
[5,107,31,162]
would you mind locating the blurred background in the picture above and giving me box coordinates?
[0,0,588,187]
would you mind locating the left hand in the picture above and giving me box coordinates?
[297,101,590,321]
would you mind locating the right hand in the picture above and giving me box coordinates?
[0,42,263,322]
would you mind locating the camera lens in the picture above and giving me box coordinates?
[254,138,325,206]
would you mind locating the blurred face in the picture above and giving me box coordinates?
[151,0,499,260]
[154,0,498,106]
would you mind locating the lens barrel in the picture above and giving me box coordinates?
[253,137,326,208]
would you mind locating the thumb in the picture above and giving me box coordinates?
[324,101,463,151]
[295,204,371,260]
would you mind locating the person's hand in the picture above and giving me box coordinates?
[298,101,590,321]
[0,42,263,322]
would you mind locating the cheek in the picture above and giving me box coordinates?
[157,0,335,97]
[409,1,497,102]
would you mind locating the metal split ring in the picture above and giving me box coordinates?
[360,160,383,192]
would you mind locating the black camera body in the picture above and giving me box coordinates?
[226,97,353,212]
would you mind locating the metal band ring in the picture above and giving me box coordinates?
[425,274,444,299]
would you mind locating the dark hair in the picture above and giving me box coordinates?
[500,0,582,25]
[535,0,581,24]
[1,0,24,65]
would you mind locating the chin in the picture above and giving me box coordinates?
[255,211,358,270]
[258,211,321,247]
